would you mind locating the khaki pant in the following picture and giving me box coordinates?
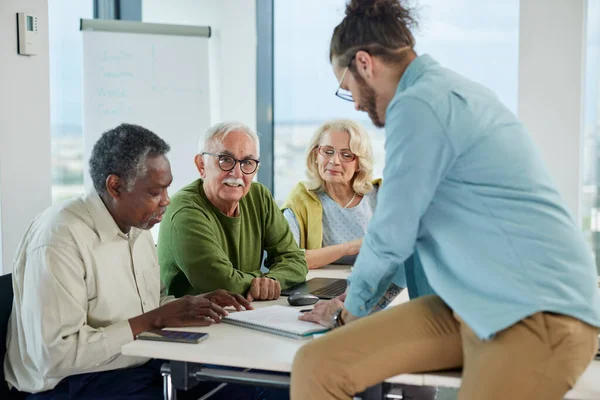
[291,295,598,400]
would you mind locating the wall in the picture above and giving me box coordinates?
[0,0,52,273]
[518,0,587,221]
[142,0,257,131]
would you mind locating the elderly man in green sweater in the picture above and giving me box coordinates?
[158,122,308,301]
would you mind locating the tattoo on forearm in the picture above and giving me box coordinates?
[370,283,404,313]
[385,283,401,299]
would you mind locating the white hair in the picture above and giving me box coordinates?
[198,122,260,157]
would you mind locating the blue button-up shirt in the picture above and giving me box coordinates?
[346,54,600,339]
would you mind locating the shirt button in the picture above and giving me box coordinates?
[360,306,365,311]
[370,287,375,293]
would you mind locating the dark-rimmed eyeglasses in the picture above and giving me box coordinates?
[202,152,260,175]
[335,55,356,102]
[317,146,357,163]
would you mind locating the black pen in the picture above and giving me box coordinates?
[300,309,312,313]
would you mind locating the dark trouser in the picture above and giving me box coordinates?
[27,360,289,400]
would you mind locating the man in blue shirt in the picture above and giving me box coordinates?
[292,1,600,399]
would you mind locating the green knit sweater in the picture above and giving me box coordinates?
[158,179,308,297]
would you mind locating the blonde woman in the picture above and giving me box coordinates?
[282,119,381,270]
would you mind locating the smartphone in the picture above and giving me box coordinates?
[136,329,209,344]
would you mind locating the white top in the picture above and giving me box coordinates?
[284,188,378,264]
[4,190,171,393]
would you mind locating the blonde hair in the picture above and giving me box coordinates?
[305,119,374,195]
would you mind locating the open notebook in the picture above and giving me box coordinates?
[223,305,329,339]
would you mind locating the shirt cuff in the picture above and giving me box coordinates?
[103,320,135,358]
[345,237,403,317]
[344,280,377,318]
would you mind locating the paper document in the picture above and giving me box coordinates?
[223,305,329,339]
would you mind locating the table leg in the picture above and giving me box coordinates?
[161,363,177,400]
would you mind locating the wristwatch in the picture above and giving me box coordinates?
[331,307,345,329]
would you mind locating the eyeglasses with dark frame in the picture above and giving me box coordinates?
[317,146,357,163]
[202,152,260,175]
[335,55,356,102]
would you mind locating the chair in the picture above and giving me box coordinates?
[0,273,25,399]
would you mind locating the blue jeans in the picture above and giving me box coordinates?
[27,360,289,400]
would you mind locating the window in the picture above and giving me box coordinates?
[273,0,519,204]
[581,0,600,274]
[414,1,519,113]
[49,0,93,202]
[273,1,382,205]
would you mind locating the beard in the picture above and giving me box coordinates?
[355,74,384,128]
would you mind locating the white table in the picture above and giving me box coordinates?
[123,265,394,374]
[122,265,600,399]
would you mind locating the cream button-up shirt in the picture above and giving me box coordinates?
[4,190,172,393]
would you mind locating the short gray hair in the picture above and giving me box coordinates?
[198,122,260,157]
[90,123,170,194]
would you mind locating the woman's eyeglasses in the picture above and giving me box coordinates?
[317,146,357,163]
